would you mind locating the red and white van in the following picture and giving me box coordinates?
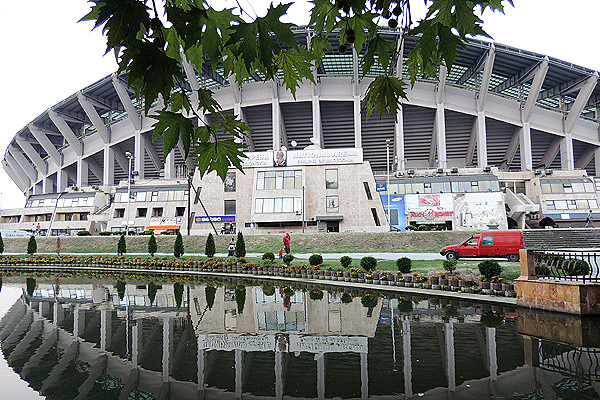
[440,230,523,262]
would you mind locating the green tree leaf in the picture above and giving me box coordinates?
[362,75,407,120]
[152,111,194,157]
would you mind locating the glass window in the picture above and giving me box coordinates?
[80,213,88,221]
[255,198,263,213]
[274,198,283,213]
[224,200,236,215]
[589,199,599,209]
[283,171,295,189]
[576,199,589,209]
[451,182,460,193]
[363,182,372,200]
[480,181,491,192]
[137,208,147,217]
[326,196,339,212]
[294,171,302,189]
[567,200,577,210]
[490,181,500,191]
[431,182,442,193]
[471,181,479,192]
[225,172,236,192]
[283,198,293,212]
[64,213,73,221]
[294,198,302,212]
[63,198,72,207]
[138,192,147,202]
[174,191,184,201]
[152,207,163,217]
[176,207,186,217]
[481,236,493,245]
[584,182,595,193]
[151,191,158,201]
[264,172,276,190]
[397,183,405,195]
[167,191,175,201]
[256,173,264,190]
[326,169,338,189]
[413,183,425,194]
[554,200,567,210]
[158,191,167,201]
[541,183,552,193]
[545,201,555,210]
[572,182,585,193]
[275,171,284,189]
[563,183,573,193]
[263,198,274,213]
[550,183,563,193]
[460,181,471,193]
[424,183,432,194]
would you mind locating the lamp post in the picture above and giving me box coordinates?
[386,139,391,228]
[125,151,133,235]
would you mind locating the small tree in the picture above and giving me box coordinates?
[283,253,294,266]
[443,259,458,274]
[147,282,157,305]
[396,257,412,273]
[235,231,246,258]
[262,252,275,261]
[340,255,352,268]
[117,234,127,255]
[27,236,37,255]
[116,280,126,300]
[174,283,184,308]
[174,231,184,258]
[309,254,323,266]
[205,233,216,257]
[26,277,36,297]
[360,256,377,272]
[0,235,4,254]
[148,233,157,256]
[478,260,502,280]
[205,285,216,309]
[56,237,61,255]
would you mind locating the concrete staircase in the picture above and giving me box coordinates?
[523,228,600,250]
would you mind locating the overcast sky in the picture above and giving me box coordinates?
[0,0,598,209]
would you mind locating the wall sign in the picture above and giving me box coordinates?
[241,148,363,168]
[195,215,235,223]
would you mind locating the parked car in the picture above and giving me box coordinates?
[440,230,523,262]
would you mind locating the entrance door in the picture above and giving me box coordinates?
[327,221,339,232]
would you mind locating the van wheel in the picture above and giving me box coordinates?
[446,252,458,260]
[507,254,519,262]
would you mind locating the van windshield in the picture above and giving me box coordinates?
[463,236,479,246]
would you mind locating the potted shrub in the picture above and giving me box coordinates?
[396,257,412,274]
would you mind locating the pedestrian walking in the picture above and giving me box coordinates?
[278,248,283,259]
[228,239,236,257]
[283,233,291,254]
[586,210,594,228]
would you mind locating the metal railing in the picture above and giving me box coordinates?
[533,251,600,283]
[538,340,600,381]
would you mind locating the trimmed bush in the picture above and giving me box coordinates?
[309,254,323,266]
[112,231,126,236]
[174,231,184,258]
[442,259,458,274]
[283,253,294,265]
[340,255,352,268]
[309,289,324,301]
[116,280,126,300]
[148,233,157,256]
[174,283,184,308]
[235,232,246,258]
[27,236,37,255]
[262,252,275,261]
[478,260,502,280]
[396,257,412,273]
[205,286,216,309]
[341,293,353,304]
[77,230,91,236]
[261,285,276,296]
[235,285,246,314]
[117,234,127,255]
[99,231,112,236]
[26,277,36,297]
[405,225,418,231]
[0,235,4,254]
[360,293,378,309]
[397,299,413,313]
[148,282,157,305]
[360,256,377,272]
[205,233,216,257]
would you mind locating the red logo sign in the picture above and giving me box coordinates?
[409,209,453,219]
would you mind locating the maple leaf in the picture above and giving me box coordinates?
[193,139,248,180]
[362,75,407,120]
[152,111,194,157]
[362,35,396,75]
[275,47,317,97]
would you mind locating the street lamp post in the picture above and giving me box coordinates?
[125,151,133,235]
[386,139,391,229]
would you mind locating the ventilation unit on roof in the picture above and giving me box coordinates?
[407,169,415,175]
[483,166,491,172]
[436,168,444,174]
[545,169,554,175]
[450,167,458,173]
[534,169,542,175]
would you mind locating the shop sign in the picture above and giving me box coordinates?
[406,194,454,221]
[195,215,235,223]
[376,182,387,192]
[288,335,368,353]
[409,209,453,219]
[198,334,275,352]
[147,217,182,229]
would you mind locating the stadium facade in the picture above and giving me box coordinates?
[3,28,600,235]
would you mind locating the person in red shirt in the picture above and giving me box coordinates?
[283,233,291,254]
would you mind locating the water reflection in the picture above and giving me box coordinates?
[0,275,598,399]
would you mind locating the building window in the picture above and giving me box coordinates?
[325,169,338,189]
[224,200,236,215]
[363,182,373,200]
[370,208,380,226]
[152,207,163,217]
[64,213,73,221]
[80,213,88,221]
[176,207,186,217]
[256,170,302,190]
[115,208,125,218]
[137,208,147,217]
[255,197,301,213]
[225,172,236,192]
[326,196,339,212]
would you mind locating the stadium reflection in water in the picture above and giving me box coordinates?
[0,277,599,400]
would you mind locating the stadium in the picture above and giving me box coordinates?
[2,27,600,235]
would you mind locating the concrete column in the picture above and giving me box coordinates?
[317,353,325,400]
[52,302,64,328]
[445,322,456,391]
[360,352,368,400]
[275,351,283,400]
[560,133,575,170]
[519,122,533,171]
[312,90,322,148]
[395,105,405,170]
[56,168,68,192]
[352,48,362,148]
[595,147,600,177]
[132,320,140,367]
[435,104,447,168]
[162,318,172,381]
[402,320,412,398]
[77,158,88,188]
[197,348,205,392]
[43,176,50,194]
[486,327,498,380]
[476,111,488,168]
[272,82,282,151]
[134,131,145,179]
[235,349,243,398]
[73,304,84,339]
[100,309,111,352]
[103,145,115,185]
[164,152,175,179]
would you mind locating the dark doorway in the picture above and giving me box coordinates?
[327,221,339,232]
